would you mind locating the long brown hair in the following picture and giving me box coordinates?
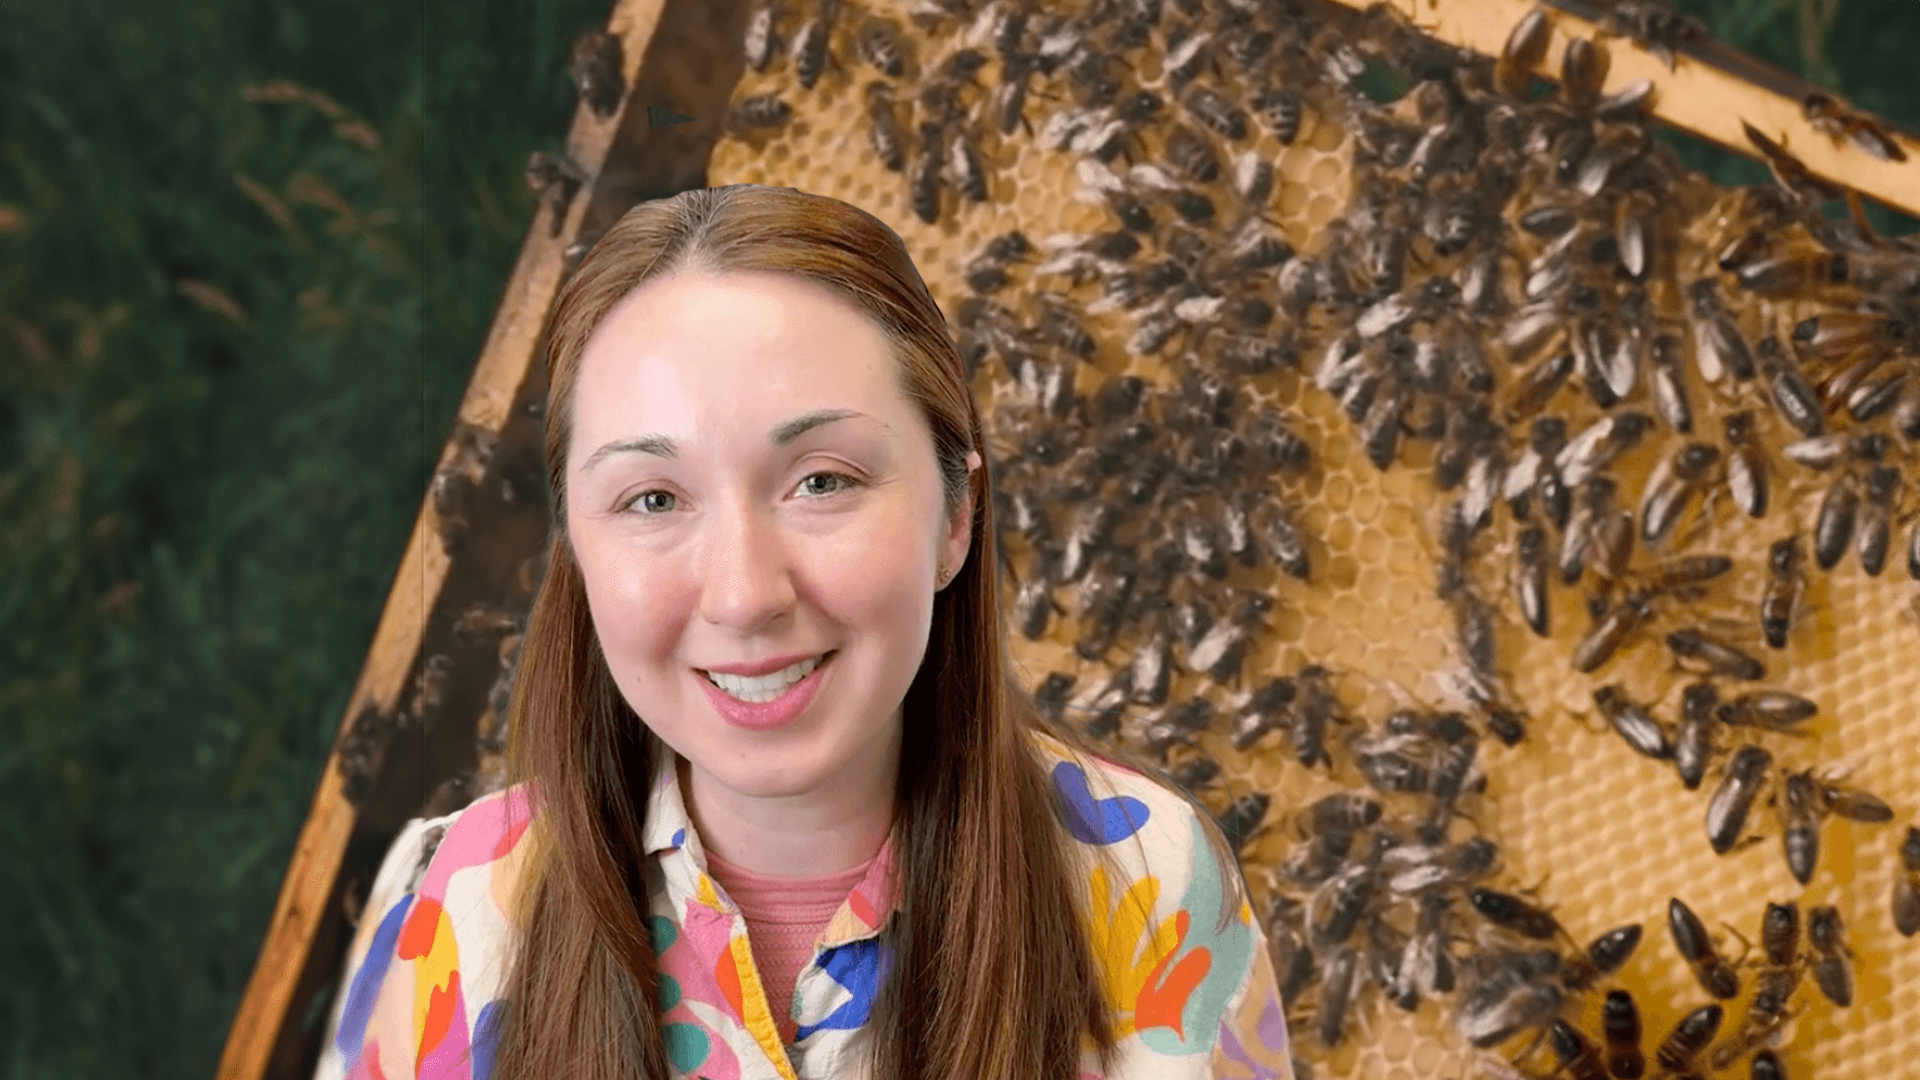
[485,183,1249,1080]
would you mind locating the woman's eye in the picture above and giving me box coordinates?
[799,471,860,497]
[620,471,863,515]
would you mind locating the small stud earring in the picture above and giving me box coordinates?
[937,560,952,588]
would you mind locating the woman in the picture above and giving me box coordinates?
[314,184,1294,1080]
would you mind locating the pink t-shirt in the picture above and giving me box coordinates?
[702,848,879,1047]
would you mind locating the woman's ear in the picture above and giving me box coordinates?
[944,451,982,575]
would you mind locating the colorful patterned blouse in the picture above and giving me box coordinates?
[311,728,1297,1080]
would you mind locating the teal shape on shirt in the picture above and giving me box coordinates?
[1136,813,1255,1055]
[663,1023,710,1072]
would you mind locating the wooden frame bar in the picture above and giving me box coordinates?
[1332,0,1920,218]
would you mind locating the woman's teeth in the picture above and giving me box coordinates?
[705,653,826,702]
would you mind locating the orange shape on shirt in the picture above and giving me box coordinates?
[1134,910,1210,1040]
[396,896,443,960]
[716,941,746,1018]
[419,969,462,1063]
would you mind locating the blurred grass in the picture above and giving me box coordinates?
[1665,0,1920,234]
[0,0,610,1075]
[0,0,1915,1077]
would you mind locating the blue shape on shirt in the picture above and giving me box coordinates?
[1053,761,1151,845]
[670,827,685,848]
[795,938,895,1039]
[473,999,508,1080]
[336,892,414,1058]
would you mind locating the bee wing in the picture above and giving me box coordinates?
[1037,106,1088,151]
[1638,453,1678,520]
[1067,155,1121,195]
[961,1,1002,49]
[1555,416,1612,479]
[942,133,969,184]
[1069,116,1128,156]
[1186,621,1235,675]
[1689,312,1729,383]
[1126,162,1181,190]
[1503,449,1541,502]
[1461,454,1503,529]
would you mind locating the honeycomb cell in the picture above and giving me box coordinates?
[1348,484,1382,525]
[1278,181,1312,217]
[1310,114,1344,153]
[1303,612,1340,658]
[1308,154,1344,190]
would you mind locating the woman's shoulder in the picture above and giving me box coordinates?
[425,779,545,880]
[1023,728,1236,878]
[311,782,544,1080]
[1022,730,1281,1070]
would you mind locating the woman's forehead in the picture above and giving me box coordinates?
[604,267,872,345]
[570,271,916,456]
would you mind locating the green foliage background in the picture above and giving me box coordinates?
[0,0,1913,1075]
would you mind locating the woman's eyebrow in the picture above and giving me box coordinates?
[580,408,885,473]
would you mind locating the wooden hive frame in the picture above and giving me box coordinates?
[1330,0,1919,217]
[218,0,1920,1076]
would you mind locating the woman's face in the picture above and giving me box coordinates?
[565,267,972,811]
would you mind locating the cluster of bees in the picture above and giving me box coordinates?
[501,0,1920,1076]
[1288,0,1920,924]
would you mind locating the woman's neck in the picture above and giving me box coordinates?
[675,747,897,877]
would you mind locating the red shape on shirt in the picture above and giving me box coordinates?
[847,887,877,927]
[715,943,745,1019]
[397,896,443,960]
[419,969,463,1065]
[1134,910,1210,1041]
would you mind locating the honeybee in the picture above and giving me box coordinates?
[743,2,779,71]
[727,93,793,133]
[1182,86,1249,141]
[1803,91,1907,162]
[1513,525,1551,637]
[992,51,1040,137]
[1598,0,1708,71]
[1742,120,1845,211]
[569,29,625,117]
[1559,35,1610,113]
[1489,6,1551,99]
[855,14,907,77]
[1760,535,1807,648]
[1164,123,1222,184]
[908,120,944,224]
[1856,464,1900,576]
[1808,904,1854,1006]
[1250,85,1302,144]
[1722,411,1770,518]
[1639,441,1720,545]
[863,81,907,172]
[1686,279,1756,383]
[791,0,840,90]
[1647,332,1692,433]
[1163,21,1219,92]
[524,150,589,237]
[947,128,989,203]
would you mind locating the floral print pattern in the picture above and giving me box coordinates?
[311,731,1294,1080]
